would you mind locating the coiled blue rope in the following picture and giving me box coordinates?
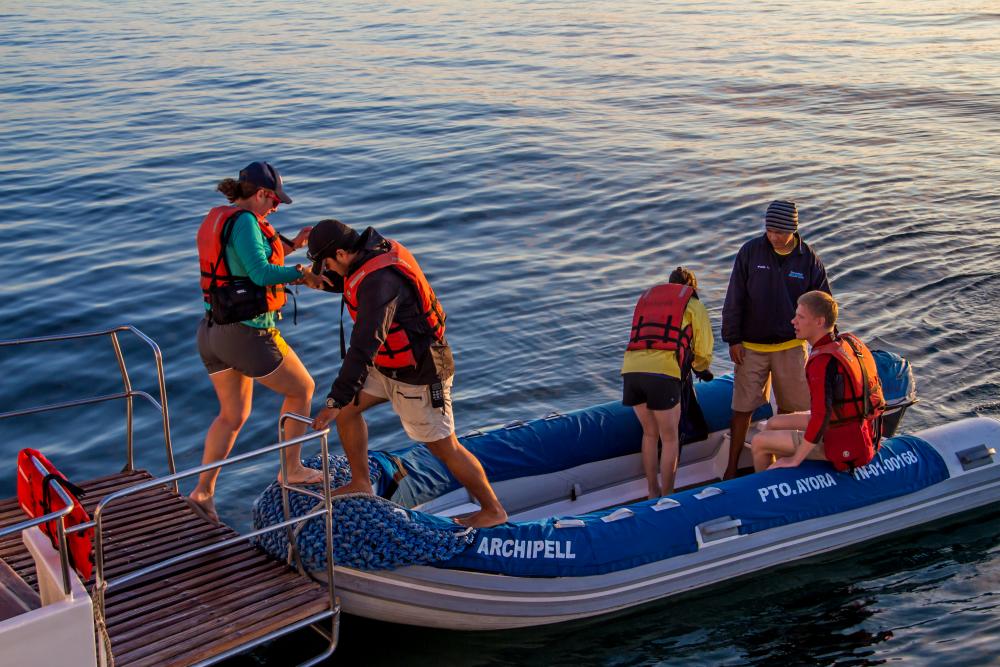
[251,453,477,571]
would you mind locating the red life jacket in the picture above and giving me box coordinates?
[343,240,446,369]
[807,332,886,471]
[626,283,695,369]
[16,448,94,580]
[197,205,286,313]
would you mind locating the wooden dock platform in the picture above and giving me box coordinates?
[0,470,331,667]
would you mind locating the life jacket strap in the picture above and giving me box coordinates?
[339,296,347,360]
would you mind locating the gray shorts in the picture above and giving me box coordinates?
[196,318,289,378]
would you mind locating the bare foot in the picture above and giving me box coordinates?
[722,466,738,481]
[184,494,220,525]
[455,506,507,528]
[278,466,325,485]
[331,480,375,497]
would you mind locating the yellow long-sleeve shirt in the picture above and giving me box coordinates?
[621,297,714,378]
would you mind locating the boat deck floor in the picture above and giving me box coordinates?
[0,470,330,667]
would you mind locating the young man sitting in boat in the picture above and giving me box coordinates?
[750,290,885,473]
[306,220,507,528]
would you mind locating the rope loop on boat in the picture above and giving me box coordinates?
[252,453,476,572]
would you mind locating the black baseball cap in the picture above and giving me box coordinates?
[239,161,292,204]
[308,219,359,273]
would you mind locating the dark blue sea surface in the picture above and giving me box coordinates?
[1,1,998,664]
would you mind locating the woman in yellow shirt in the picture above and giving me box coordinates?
[622,267,714,497]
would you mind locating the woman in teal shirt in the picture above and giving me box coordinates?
[192,161,328,524]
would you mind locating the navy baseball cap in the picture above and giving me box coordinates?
[239,161,292,204]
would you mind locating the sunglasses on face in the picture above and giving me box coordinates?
[306,240,338,264]
[262,190,281,207]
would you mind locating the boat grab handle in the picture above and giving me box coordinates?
[601,507,635,523]
[701,518,742,535]
[695,516,744,548]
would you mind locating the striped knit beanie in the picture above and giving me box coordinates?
[764,200,798,232]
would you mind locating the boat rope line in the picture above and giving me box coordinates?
[252,453,477,571]
[337,477,1000,605]
[92,585,115,667]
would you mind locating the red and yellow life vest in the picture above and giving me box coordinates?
[807,332,886,471]
[626,283,695,363]
[197,205,286,313]
[343,240,446,369]
[16,448,94,580]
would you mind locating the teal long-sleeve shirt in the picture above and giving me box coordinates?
[204,211,301,329]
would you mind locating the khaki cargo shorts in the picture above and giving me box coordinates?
[792,430,828,461]
[732,346,810,413]
[363,368,455,443]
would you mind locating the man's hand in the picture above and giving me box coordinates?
[729,343,745,365]
[693,368,714,383]
[312,406,340,430]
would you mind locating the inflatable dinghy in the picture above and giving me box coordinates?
[253,352,1000,630]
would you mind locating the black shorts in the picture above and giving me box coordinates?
[622,372,682,411]
[196,318,288,378]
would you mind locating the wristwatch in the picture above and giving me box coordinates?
[325,397,342,410]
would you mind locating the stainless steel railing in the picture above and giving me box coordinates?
[0,325,176,481]
[1,327,339,665]
[65,414,340,667]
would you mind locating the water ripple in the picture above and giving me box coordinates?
[1,1,999,664]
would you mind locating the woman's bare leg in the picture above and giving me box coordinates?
[189,369,253,519]
[633,404,662,499]
[256,346,321,484]
[653,404,682,495]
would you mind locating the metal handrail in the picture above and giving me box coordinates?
[0,456,78,595]
[280,412,339,613]
[78,413,339,666]
[0,325,175,478]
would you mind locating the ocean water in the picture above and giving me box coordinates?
[1,1,999,664]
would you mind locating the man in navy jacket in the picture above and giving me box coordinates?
[721,200,831,479]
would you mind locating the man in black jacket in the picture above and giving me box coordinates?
[306,219,507,528]
[721,200,831,479]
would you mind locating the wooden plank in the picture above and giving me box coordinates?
[103,542,267,600]
[105,558,283,631]
[109,577,319,650]
[100,514,230,553]
[101,529,247,581]
[104,550,284,621]
[117,588,329,667]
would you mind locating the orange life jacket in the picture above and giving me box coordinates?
[343,240,446,369]
[16,448,94,580]
[626,283,695,369]
[197,205,286,313]
[807,332,886,471]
